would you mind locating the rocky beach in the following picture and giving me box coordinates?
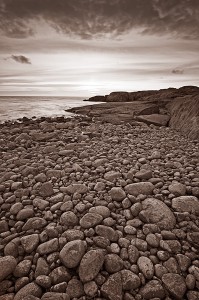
[0,88,199,300]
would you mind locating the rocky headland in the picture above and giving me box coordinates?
[68,85,199,140]
[0,88,199,300]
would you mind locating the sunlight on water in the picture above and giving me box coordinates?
[0,96,97,122]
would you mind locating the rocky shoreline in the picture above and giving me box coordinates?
[0,112,199,300]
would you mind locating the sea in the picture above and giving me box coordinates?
[0,96,95,122]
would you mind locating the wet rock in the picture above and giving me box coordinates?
[79,249,105,282]
[0,256,17,281]
[162,273,186,299]
[139,198,176,230]
[60,240,86,268]
[125,182,154,196]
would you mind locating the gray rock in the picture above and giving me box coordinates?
[104,171,121,182]
[84,281,98,298]
[137,256,154,279]
[41,292,69,300]
[13,260,32,277]
[136,114,170,126]
[37,238,59,255]
[35,258,50,277]
[60,211,78,226]
[125,182,154,196]
[66,278,84,298]
[172,196,199,215]
[60,240,86,268]
[168,183,186,196]
[139,198,176,230]
[139,280,165,299]
[39,182,54,197]
[101,272,123,300]
[49,266,71,284]
[14,282,42,300]
[95,225,119,241]
[135,169,152,180]
[65,183,88,194]
[22,217,47,231]
[21,234,39,253]
[80,212,103,228]
[89,206,110,218]
[110,187,126,201]
[0,256,17,281]
[120,270,141,290]
[35,275,52,289]
[128,245,139,264]
[104,254,124,273]
[79,249,105,282]
[162,273,186,299]
[16,208,34,220]
[0,220,9,233]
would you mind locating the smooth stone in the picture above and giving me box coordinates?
[60,240,86,268]
[79,249,105,282]
[162,273,186,299]
[168,183,186,196]
[95,225,119,242]
[137,256,154,280]
[37,238,59,255]
[22,217,47,231]
[60,211,78,226]
[110,187,126,201]
[139,280,166,299]
[89,206,110,218]
[14,283,42,300]
[104,254,124,273]
[41,292,69,300]
[120,270,141,290]
[135,169,152,180]
[39,182,54,197]
[101,272,123,300]
[139,198,176,230]
[20,234,40,253]
[125,182,154,196]
[80,212,103,228]
[0,256,17,281]
[65,184,88,194]
[172,196,199,215]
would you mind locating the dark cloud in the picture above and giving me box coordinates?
[5,55,32,64]
[172,69,184,75]
[0,0,198,39]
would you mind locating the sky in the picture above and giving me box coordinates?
[0,0,199,97]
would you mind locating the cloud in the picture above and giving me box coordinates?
[172,69,184,75]
[5,55,31,64]
[0,0,198,40]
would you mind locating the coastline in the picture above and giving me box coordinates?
[0,95,199,299]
